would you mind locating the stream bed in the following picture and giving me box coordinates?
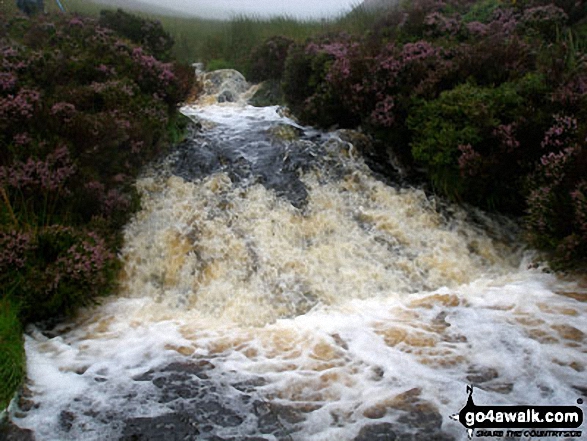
[9,83,587,441]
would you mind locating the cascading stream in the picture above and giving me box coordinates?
[11,79,587,441]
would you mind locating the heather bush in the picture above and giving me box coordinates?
[0,11,193,408]
[277,0,586,267]
[525,115,587,267]
[520,4,568,40]
[282,36,361,128]
[248,36,294,83]
[408,81,521,204]
[0,227,118,322]
[99,9,174,61]
[0,5,198,411]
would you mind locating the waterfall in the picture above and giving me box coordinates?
[12,78,587,441]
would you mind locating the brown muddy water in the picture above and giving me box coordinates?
[9,92,587,441]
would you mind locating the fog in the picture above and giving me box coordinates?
[94,0,363,19]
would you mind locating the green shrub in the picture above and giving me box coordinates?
[0,11,194,406]
[408,80,541,209]
[462,0,502,23]
[205,58,233,71]
[0,299,24,411]
[0,227,119,323]
[248,36,294,82]
[99,9,174,61]
[525,115,587,267]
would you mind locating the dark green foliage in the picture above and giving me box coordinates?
[249,79,285,107]
[282,38,361,128]
[0,299,24,411]
[1,227,119,323]
[408,79,543,210]
[248,36,294,82]
[99,8,174,61]
[0,11,194,408]
[277,0,587,267]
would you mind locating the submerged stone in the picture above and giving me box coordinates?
[354,423,397,441]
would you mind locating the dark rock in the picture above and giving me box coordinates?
[354,423,396,441]
[217,90,238,103]
[173,127,324,209]
[396,403,443,432]
[0,422,35,441]
[120,412,199,441]
[124,363,299,440]
[201,70,249,98]
[249,80,284,107]
[59,411,75,431]
[466,367,499,385]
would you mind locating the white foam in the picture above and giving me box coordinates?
[15,103,587,440]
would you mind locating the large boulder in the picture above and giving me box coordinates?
[200,69,249,103]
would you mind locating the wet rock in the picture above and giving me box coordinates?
[201,70,249,101]
[217,90,238,103]
[124,363,300,440]
[267,123,304,142]
[248,80,284,107]
[173,128,322,209]
[173,140,225,182]
[466,367,499,385]
[396,402,443,432]
[354,423,396,441]
[0,421,35,441]
[483,383,514,394]
[59,411,75,431]
[333,129,375,157]
[120,412,200,441]
[369,388,456,440]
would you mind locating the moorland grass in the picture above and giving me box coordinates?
[0,0,387,70]
[0,299,24,412]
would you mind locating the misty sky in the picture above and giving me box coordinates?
[134,0,362,19]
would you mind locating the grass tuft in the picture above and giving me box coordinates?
[0,299,25,412]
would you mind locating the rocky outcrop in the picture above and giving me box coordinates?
[200,69,250,103]
[0,421,35,441]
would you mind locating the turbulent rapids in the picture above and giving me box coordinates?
[11,77,587,440]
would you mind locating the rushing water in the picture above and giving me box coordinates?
[11,86,587,440]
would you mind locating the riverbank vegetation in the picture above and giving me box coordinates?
[52,0,585,269]
[1,0,585,416]
[255,0,587,270]
[0,9,193,410]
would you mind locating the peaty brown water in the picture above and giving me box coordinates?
[11,89,587,441]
